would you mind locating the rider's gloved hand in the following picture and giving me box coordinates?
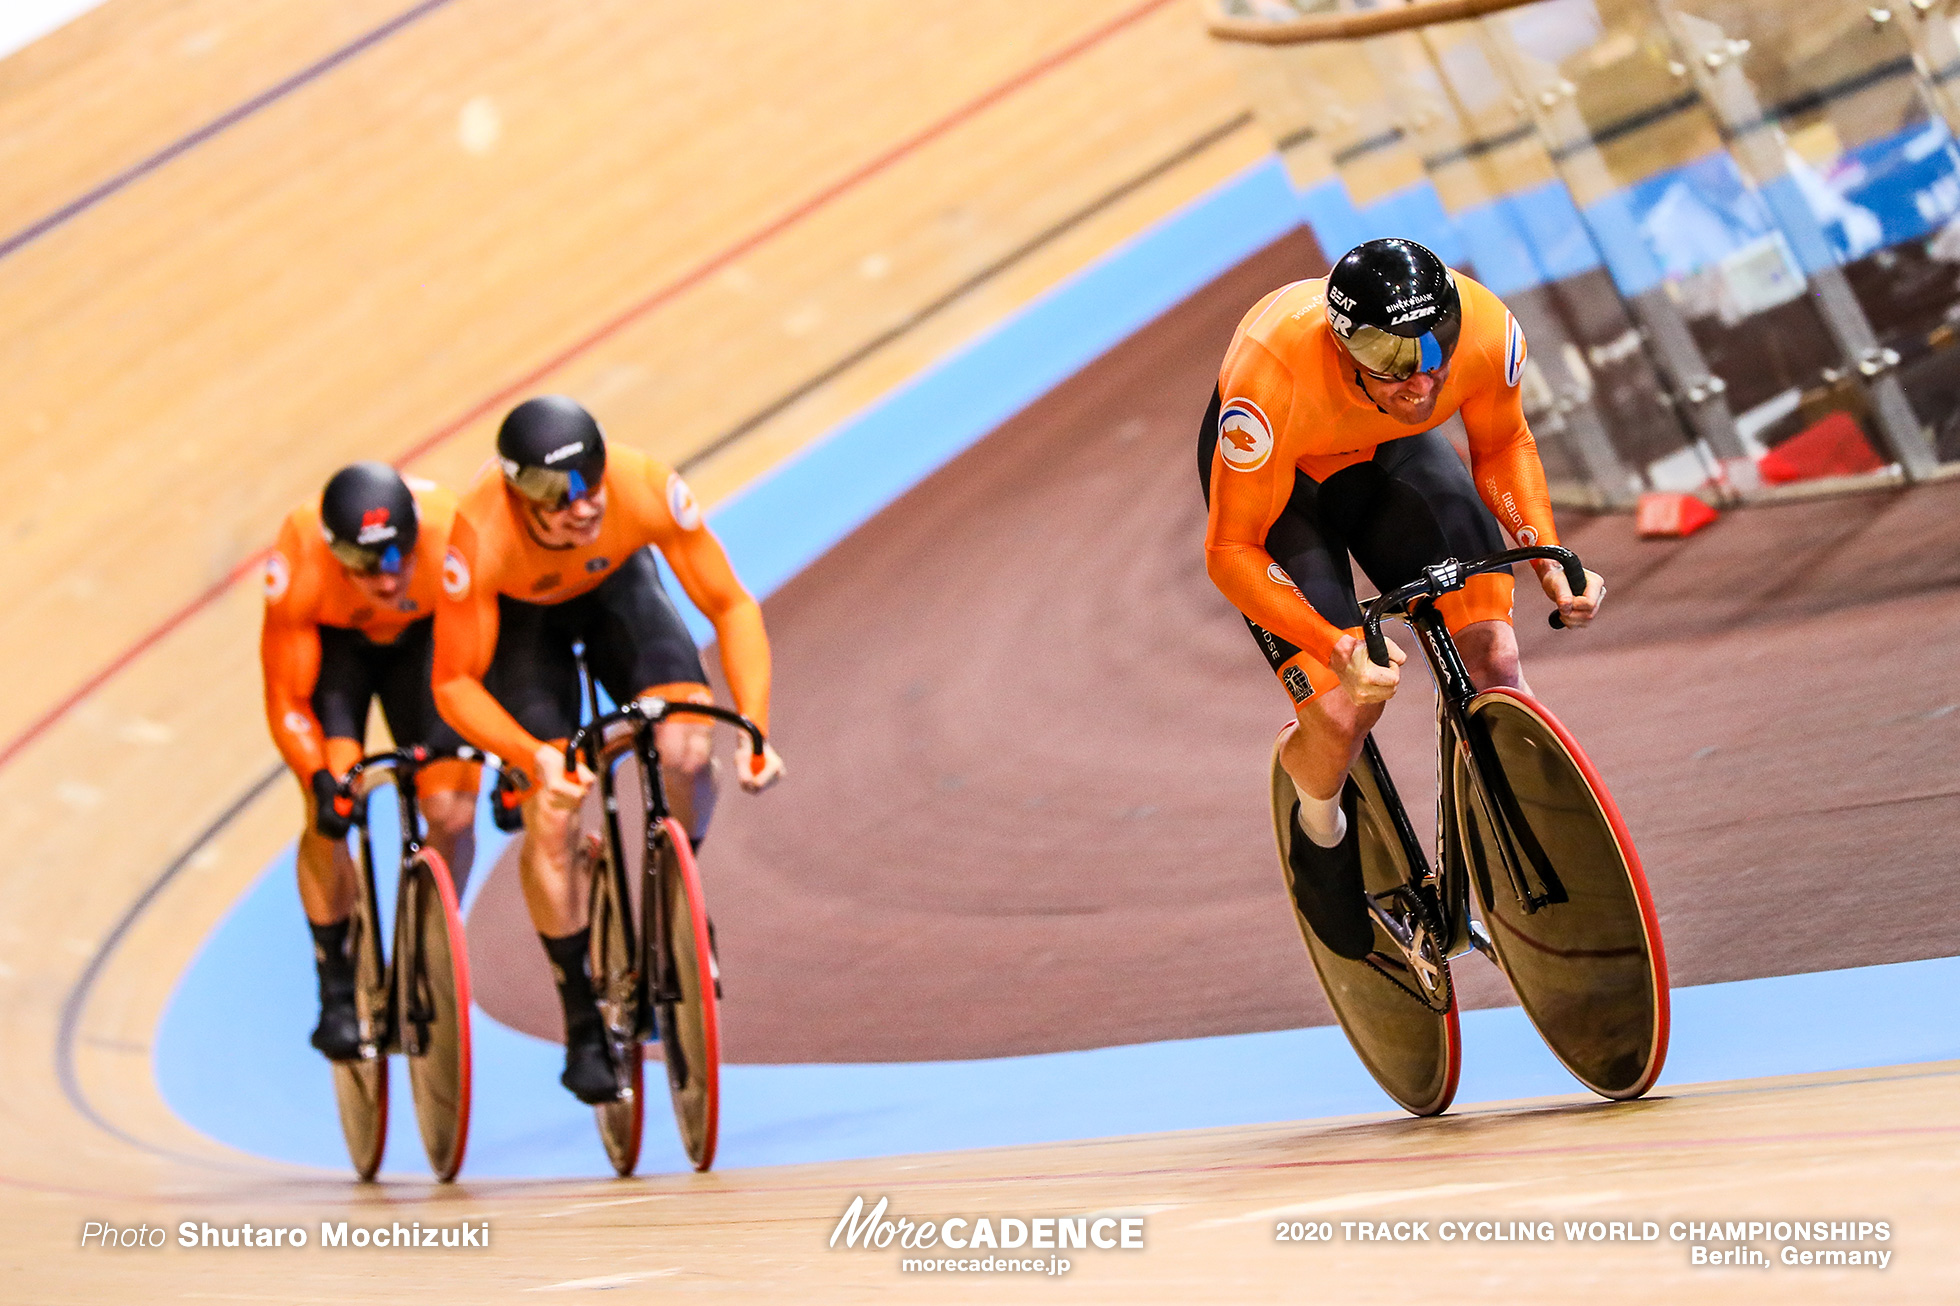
[735,736,785,793]
[1330,632,1406,706]
[531,744,596,812]
[310,768,355,839]
[1535,560,1607,628]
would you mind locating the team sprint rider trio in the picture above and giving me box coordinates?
[259,235,1619,1154]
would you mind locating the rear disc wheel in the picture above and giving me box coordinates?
[1455,688,1669,1099]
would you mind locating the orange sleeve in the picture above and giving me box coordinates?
[431,513,545,774]
[1460,305,1559,549]
[645,467,772,735]
[1203,350,1350,669]
[260,517,327,779]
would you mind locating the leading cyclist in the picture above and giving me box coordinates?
[432,395,784,1104]
[261,463,481,1060]
[1200,237,1605,958]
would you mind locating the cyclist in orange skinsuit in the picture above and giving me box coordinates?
[261,463,481,1059]
[1200,238,1604,958]
[432,395,783,1103]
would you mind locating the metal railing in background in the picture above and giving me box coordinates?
[1206,0,1960,506]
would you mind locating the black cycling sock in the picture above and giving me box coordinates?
[310,919,353,990]
[540,929,601,1040]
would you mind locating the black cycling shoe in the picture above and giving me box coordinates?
[1286,791,1376,961]
[561,1024,622,1104]
[310,987,364,1061]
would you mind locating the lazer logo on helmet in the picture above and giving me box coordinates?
[1218,399,1275,473]
[543,441,586,465]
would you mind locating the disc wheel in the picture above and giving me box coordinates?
[398,849,473,1181]
[1271,725,1459,1118]
[1453,687,1670,1099]
[649,818,721,1170]
[329,881,389,1181]
[587,832,644,1178]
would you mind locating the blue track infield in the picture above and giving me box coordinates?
[158,838,1960,1177]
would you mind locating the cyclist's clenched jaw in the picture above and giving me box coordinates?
[519,485,608,550]
[1358,362,1451,426]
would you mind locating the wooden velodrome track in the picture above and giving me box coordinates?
[2,1,1956,1301]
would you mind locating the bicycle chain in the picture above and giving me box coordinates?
[1360,885,1454,1014]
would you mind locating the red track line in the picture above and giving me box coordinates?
[0,0,1177,776]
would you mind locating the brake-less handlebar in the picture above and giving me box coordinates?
[337,744,488,802]
[564,697,766,773]
[1361,545,1587,669]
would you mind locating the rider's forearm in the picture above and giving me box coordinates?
[711,600,772,735]
[1205,541,1347,667]
[264,686,327,778]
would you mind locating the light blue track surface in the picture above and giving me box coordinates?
[156,155,1960,1177]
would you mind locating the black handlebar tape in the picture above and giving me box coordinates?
[1548,611,1566,630]
[1366,625,1392,670]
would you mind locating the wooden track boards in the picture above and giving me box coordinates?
[8,1063,1956,1301]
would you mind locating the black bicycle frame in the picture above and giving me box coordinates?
[1360,546,1588,925]
[338,744,484,1057]
[564,684,765,1044]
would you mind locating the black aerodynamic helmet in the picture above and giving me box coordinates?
[497,395,607,507]
[320,461,418,575]
[1325,237,1463,381]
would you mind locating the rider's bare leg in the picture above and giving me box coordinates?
[418,787,479,896]
[1453,619,1531,695]
[297,738,363,925]
[519,776,614,1098]
[1280,685,1385,847]
[655,716,717,846]
[296,800,357,924]
[519,792,588,937]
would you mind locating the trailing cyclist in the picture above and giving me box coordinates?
[431,395,784,1104]
[1199,237,1606,959]
[261,462,482,1061]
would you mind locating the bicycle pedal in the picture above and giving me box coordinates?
[1364,893,1417,951]
[1467,918,1497,962]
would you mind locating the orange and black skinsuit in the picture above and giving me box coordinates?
[261,481,479,800]
[1200,271,1558,705]
[430,445,770,792]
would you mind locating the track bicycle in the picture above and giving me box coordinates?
[328,745,479,1181]
[563,687,764,1175]
[1270,545,1669,1117]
